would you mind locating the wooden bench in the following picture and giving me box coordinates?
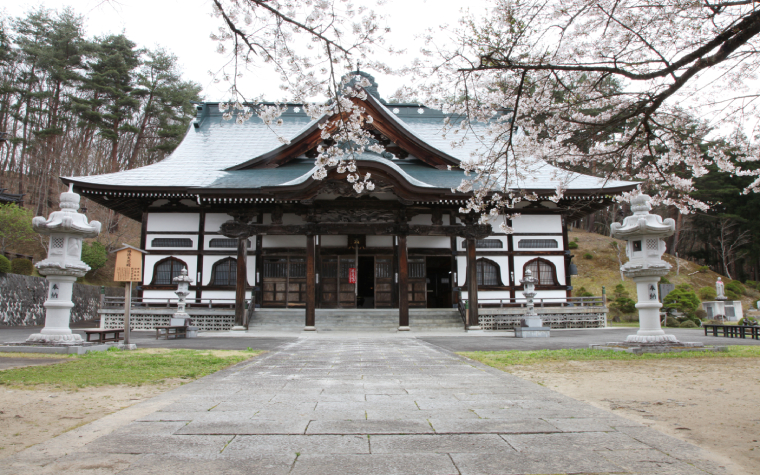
[84,329,124,344]
[703,324,760,340]
[155,326,187,340]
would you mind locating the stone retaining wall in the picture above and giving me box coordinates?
[0,272,122,326]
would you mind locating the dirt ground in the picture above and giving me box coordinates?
[509,357,760,475]
[0,381,183,459]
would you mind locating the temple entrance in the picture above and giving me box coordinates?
[357,256,374,308]
[426,256,453,308]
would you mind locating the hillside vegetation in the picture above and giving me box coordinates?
[569,229,758,312]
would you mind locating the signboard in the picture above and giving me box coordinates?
[114,247,144,282]
[348,267,357,284]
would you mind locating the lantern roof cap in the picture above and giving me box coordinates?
[610,194,675,240]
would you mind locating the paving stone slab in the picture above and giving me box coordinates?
[306,419,435,434]
[450,451,624,475]
[429,418,560,434]
[370,434,512,454]
[224,435,369,455]
[597,448,731,475]
[543,416,644,432]
[117,454,296,475]
[502,431,652,452]
[290,453,459,475]
[175,418,311,435]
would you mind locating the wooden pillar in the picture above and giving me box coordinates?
[305,233,316,330]
[466,237,480,329]
[398,234,409,330]
[233,236,248,330]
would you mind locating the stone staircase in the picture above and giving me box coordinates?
[247,308,464,332]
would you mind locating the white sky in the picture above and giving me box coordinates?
[2,0,492,101]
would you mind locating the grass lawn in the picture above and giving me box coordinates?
[0,348,261,389]
[459,345,760,369]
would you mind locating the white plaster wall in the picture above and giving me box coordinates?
[533,290,569,300]
[511,214,562,233]
[202,290,248,300]
[201,255,251,286]
[203,235,254,250]
[143,255,197,286]
[367,236,393,247]
[514,236,562,250]
[146,234,198,250]
[462,290,511,301]
[146,213,199,232]
[408,236,450,248]
[513,255,565,285]
[455,255,511,287]
[262,235,306,247]
[204,213,233,232]
[321,235,347,247]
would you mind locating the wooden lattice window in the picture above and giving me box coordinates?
[524,258,559,286]
[151,238,193,248]
[476,258,502,286]
[408,259,426,278]
[208,238,251,248]
[462,239,503,249]
[211,258,237,286]
[517,239,558,249]
[152,257,187,285]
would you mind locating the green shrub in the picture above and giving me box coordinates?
[679,320,698,328]
[695,309,707,320]
[11,258,33,275]
[81,241,107,273]
[739,316,759,326]
[576,286,593,297]
[726,289,741,301]
[568,241,578,249]
[698,286,717,300]
[665,316,679,327]
[583,252,593,259]
[611,297,637,314]
[663,284,700,317]
[698,265,709,273]
[612,283,630,300]
[660,276,671,284]
[745,280,760,291]
[726,280,746,297]
[0,255,10,273]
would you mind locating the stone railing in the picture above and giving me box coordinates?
[475,297,608,330]
[99,308,235,331]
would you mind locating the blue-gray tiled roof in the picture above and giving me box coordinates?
[65,100,637,194]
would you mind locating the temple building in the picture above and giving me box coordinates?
[65,72,635,331]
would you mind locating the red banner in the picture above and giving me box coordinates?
[348,267,357,284]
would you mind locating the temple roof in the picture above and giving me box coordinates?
[63,79,637,199]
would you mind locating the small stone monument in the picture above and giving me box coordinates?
[610,194,678,343]
[26,185,101,344]
[515,269,550,338]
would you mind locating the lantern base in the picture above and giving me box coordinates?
[625,333,679,343]
[26,333,83,344]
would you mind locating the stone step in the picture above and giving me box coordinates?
[248,308,462,331]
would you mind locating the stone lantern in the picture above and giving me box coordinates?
[173,268,193,319]
[515,269,550,338]
[26,185,101,343]
[610,194,676,343]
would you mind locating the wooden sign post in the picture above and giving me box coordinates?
[112,244,148,346]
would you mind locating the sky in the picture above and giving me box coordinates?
[2,0,492,101]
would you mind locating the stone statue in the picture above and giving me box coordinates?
[715,277,726,301]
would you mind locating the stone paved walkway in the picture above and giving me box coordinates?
[2,338,734,474]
